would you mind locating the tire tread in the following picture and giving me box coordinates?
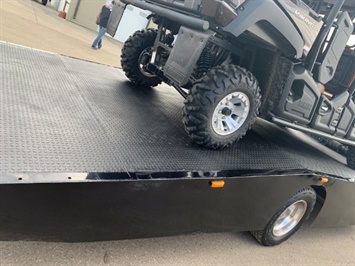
[121,29,161,87]
[183,65,261,149]
[347,146,355,170]
[250,187,316,246]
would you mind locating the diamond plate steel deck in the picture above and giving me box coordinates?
[0,42,354,178]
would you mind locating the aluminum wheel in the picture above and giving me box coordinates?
[272,200,307,237]
[138,47,155,77]
[212,92,250,135]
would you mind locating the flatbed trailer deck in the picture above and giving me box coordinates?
[0,42,354,243]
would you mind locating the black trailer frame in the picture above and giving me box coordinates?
[0,42,354,242]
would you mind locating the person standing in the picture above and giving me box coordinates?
[91,1,114,49]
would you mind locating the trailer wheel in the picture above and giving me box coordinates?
[250,187,316,246]
[121,29,161,87]
[41,0,48,5]
[347,145,355,170]
[183,65,261,149]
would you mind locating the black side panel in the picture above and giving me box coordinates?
[1,175,352,241]
[222,0,304,58]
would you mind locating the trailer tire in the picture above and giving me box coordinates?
[121,29,161,87]
[250,187,316,246]
[41,0,48,5]
[347,145,355,170]
[183,65,261,149]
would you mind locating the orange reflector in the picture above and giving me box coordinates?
[319,177,329,183]
[210,181,225,188]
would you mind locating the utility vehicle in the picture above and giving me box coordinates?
[107,0,355,169]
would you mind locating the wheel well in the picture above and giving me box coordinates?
[242,48,292,119]
[306,185,327,225]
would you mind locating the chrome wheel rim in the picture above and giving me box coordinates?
[212,92,250,136]
[272,200,307,237]
[138,47,155,77]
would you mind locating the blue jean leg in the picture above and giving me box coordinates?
[92,27,107,48]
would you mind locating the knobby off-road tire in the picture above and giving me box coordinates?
[250,187,316,246]
[347,145,355,170]
[41,0,48,5]
[121,29,161,87]
[183,65,261,149]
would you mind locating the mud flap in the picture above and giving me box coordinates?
[107,0,126,37]
[164,26,213,86]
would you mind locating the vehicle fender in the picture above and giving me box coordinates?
[312,178,355,227]
[223,0,304,58]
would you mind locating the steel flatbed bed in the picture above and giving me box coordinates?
[0,42,354,243]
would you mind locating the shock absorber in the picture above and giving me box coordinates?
[196,49,211,79]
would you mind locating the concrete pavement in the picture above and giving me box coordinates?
[0,0,122,67]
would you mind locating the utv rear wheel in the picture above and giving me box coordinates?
[121,29,161,87]
[347,145,355,170]
[183,65,261,149]
[250,187,316,246]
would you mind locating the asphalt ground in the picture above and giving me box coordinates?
[0,227,354,265]
[0,0,354,265]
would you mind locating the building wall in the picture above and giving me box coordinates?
[67,0,104,31]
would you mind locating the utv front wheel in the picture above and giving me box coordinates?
[347,145,355,170]
[183,65,261,149]
[250,187,316,246]
[121,29,161,87]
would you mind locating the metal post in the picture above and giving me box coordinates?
[73,0,82,19]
